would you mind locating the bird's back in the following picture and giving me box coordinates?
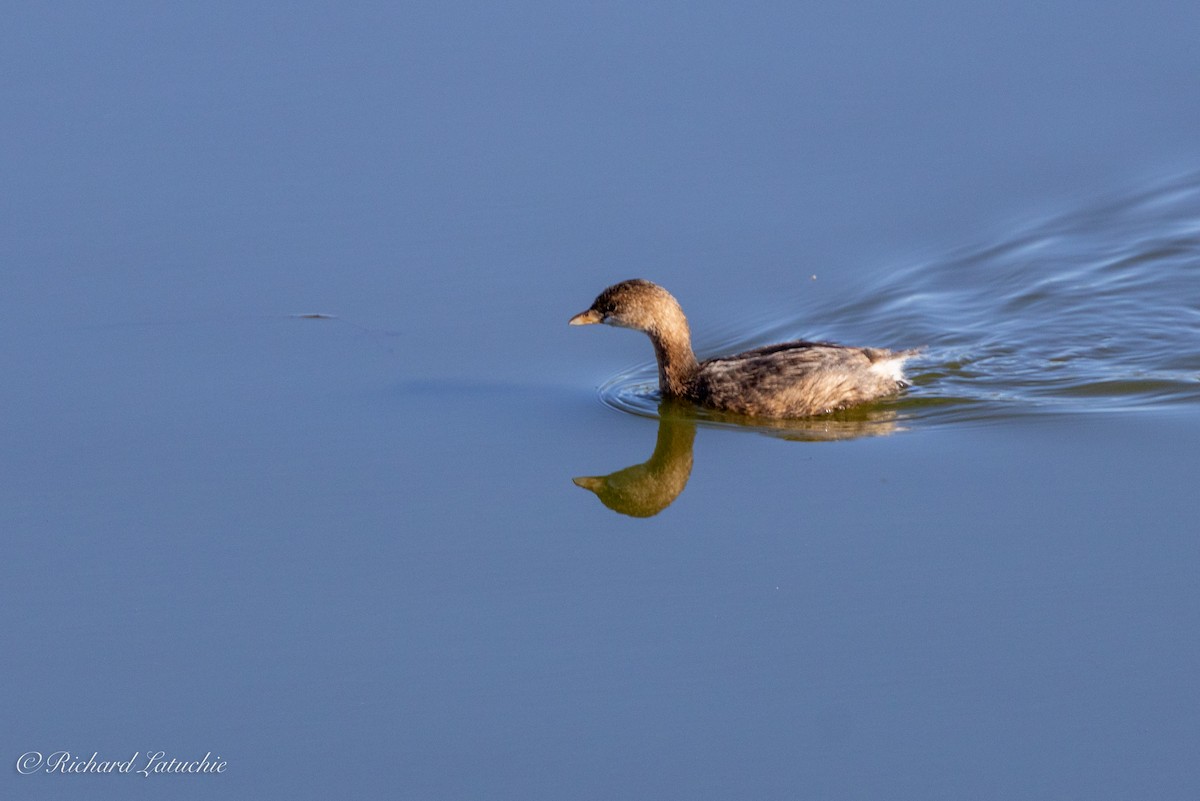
[689,341,913,417]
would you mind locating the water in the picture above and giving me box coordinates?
[4,2,1200,800]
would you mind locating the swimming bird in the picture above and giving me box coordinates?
[569,279,917,418]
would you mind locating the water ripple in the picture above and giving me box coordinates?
[598,171,1200,430]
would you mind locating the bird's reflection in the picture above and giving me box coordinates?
[573,400,903,517]
[573,403,697,518]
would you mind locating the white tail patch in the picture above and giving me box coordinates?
[869,355,910,384]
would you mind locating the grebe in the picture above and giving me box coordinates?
[570,279,917,418]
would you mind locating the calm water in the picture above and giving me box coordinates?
[4,2,1200,800]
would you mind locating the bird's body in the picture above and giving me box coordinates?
[570,279,916,418]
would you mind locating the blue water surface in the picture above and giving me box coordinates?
[3,2,1199,800]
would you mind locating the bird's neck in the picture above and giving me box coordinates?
[647,323,699,397]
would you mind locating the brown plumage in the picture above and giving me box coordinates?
[569,279,918,418]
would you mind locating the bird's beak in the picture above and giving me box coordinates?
[573,476,605,492]
[569,309,603,326]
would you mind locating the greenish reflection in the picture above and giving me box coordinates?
[573,403,697,518]
[574,401,903,517]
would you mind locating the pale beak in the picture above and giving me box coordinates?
[572,476,605,492]
[569,309,603,326]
